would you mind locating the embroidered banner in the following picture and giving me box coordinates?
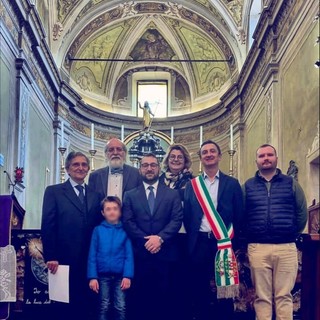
[0,195,13,320]
[0,245,16,302]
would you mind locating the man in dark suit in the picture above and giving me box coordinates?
[88,138,141,201]
[184,140,243,320]
[122,153,183,320]
[41,151,101,320]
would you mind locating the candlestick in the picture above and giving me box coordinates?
[230,124,234,150]
[228,149,236,177]
[121,125,124,142]
[171,126,174,144]
[200,126,203,146]
[89,149,97,172]
[61,121,64,147]
[91,123,94,150]
[58,147,67,183]
[199,161,202,174]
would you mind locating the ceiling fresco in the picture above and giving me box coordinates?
[44,1,251,113]
[129,29,176,60]
[179,26,229,95]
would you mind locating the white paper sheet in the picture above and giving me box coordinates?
[48,265,69,303]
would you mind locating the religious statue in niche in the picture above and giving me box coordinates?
[130,29,175,60]
[287,160,299,180]
[139,102,154,130]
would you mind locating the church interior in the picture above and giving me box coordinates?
[0,0,319,319]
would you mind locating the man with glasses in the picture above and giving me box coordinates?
[89,138,141,201]
[41,152,101,320]
[123,153,183,320]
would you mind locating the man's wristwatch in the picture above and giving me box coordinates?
[158,236,164,245]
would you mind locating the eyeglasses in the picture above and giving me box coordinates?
[70,162,89,169]
[107,147,124,153]
[140,163,159,169]
[169,155,184,160]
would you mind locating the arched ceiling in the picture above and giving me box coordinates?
[42,0,253,114]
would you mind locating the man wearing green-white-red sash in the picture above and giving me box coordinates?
[184,140,244,320]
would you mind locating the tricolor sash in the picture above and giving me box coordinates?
[191,176,239,299]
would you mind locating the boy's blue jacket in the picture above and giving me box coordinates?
[87,220,134,279]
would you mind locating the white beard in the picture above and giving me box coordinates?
[109,158,124,169]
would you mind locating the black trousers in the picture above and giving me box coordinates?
[189,233,234,320]
[48,266,95,320]
[128,257,172,320]
[170,233,191,320]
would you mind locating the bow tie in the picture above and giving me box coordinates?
[111,167,123,175]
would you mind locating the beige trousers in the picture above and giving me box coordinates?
[248,243,298,320]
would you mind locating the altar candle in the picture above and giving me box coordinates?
[121,125,124,142]
[230,124,234,150]
[171,126,174,144]
[200,126,203,147]
[91,123,94,150]
[61,121,64,147]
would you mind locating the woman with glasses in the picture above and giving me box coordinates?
[160,143,193,320]
[160,143,193,200]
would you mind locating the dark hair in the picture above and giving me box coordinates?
[104,138,127,153]
[101,196,122,210]
[65,151,90,170]
[140,153,159,164]
[198,140,222,157]
[162,144,192,170]
[256,144,277,156]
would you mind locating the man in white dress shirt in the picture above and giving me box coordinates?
[184,140,243,320]
[89,138,141,201]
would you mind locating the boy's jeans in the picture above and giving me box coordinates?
[98,274,126,320]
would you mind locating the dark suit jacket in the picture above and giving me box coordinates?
[122,183,183,261]
[184,171,244,254]
[88,164,142,200]
[41,180,101,268]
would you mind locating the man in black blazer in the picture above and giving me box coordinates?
[123,153,183,320]
[41,151,101,320]
[88,138,141,201]
[184,140,243,320]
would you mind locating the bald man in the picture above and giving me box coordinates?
[88,138,142,201]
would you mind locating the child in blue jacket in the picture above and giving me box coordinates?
[88,196,134,320]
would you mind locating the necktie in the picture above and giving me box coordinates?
[75,185,85,204]
[111,167,124,175]
[147,185,155,215]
